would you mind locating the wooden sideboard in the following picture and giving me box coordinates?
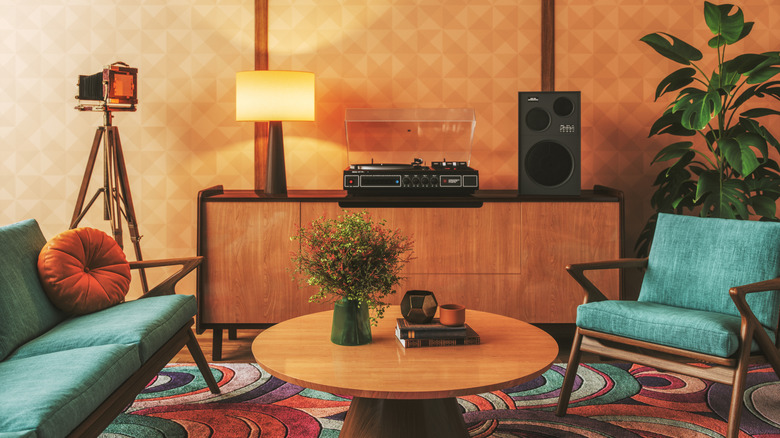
[197,186,623,359]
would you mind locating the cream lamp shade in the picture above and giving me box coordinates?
[235,70,315,195]
[236,70,315,122]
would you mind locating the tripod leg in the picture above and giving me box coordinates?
[110,127,149,293]
[105,128,123,248]
[71,127,104,229]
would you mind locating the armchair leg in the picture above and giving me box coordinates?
[186,328,221,394]
[556,328,584,417]
[727,362,750,438]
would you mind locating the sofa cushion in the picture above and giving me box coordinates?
[8,294,196,363]
[576,300,775,358]
[639,213,780,330]
[0,219,66,361]
[0,343,140,437]
[37,227,131,315]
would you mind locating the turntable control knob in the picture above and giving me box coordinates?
[412,176,420,186]
[402,176,411,186]
[421,176,429,186]
[430,176,439,186]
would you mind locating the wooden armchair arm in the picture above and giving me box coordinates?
[729,277,780,360]
[566,258,648,304]
[730,278,780,298]
[130,256,203,298]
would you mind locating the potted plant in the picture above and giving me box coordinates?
[291,210,414,345]
[636,1,780,256]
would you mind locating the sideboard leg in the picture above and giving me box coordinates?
[212,328,223,361]
[228,328,237,340]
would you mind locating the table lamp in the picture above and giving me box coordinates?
[236,70,315,195]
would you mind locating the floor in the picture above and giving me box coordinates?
[173,324,600,364]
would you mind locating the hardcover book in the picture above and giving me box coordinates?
[395,322,468,339]
[396,318,466,331]
[396,325,480,348]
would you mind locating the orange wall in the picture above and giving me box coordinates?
[269,0,780,261]
[2,1,778,299]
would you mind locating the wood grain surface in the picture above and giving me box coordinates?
[251,306,558,399]
[200,198,620,325]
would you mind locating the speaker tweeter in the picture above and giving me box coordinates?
[518,91,581,196]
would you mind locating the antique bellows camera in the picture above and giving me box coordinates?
[75,62,138,112]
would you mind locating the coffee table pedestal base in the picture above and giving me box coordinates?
[340,396,469,438]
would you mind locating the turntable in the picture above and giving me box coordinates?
[343,108,479,196]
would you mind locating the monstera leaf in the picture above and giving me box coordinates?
[637,2,780,256]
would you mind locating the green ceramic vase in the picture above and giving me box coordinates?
[330,298,372,346]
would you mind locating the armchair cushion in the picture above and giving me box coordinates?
[37,227,131,315]
[638,213,780,330]
[577,300,775,357]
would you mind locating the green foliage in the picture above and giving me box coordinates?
[290,210,414,325]
[637,1,780,257]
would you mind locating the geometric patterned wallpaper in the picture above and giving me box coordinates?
[0,0,254,297]
[2,0,778,298]
[269,0,542,191]
[269,0,780,294]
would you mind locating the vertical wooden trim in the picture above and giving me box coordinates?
[541,0,555,91]
[254,0,269,191]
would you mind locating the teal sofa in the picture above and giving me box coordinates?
[0,219,218,437]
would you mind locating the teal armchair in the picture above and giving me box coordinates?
[556,213,780,438]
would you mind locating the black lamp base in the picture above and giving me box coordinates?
[265,120,287,195]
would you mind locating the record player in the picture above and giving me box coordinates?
[343,108,479,196]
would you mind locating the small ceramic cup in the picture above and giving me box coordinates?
[439,304,466,327]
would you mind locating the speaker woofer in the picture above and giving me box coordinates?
[525,141,573,187]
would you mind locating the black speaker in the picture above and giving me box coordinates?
[518,91,581,196]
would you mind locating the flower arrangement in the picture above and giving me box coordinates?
[290,210,414,325]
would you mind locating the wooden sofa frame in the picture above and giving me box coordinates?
[66,257,219,437]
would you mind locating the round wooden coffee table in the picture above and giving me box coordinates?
[251,306,558,438]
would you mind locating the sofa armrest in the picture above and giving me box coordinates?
[566,258,647,304]
[130,256,203,298]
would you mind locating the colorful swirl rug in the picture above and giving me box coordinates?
[101,362,780,437]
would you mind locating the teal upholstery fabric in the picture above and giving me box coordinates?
[0,220,66,361]
[8,294,196,363]
[639,213,780,330]
[0,343,140,437]
[576,300,775,357]
[577,213,780,358]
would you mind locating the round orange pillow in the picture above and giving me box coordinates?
[37,227,131,315]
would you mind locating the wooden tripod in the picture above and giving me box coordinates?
[71,111,148,292]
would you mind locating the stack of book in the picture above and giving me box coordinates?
[394,318,480,348]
